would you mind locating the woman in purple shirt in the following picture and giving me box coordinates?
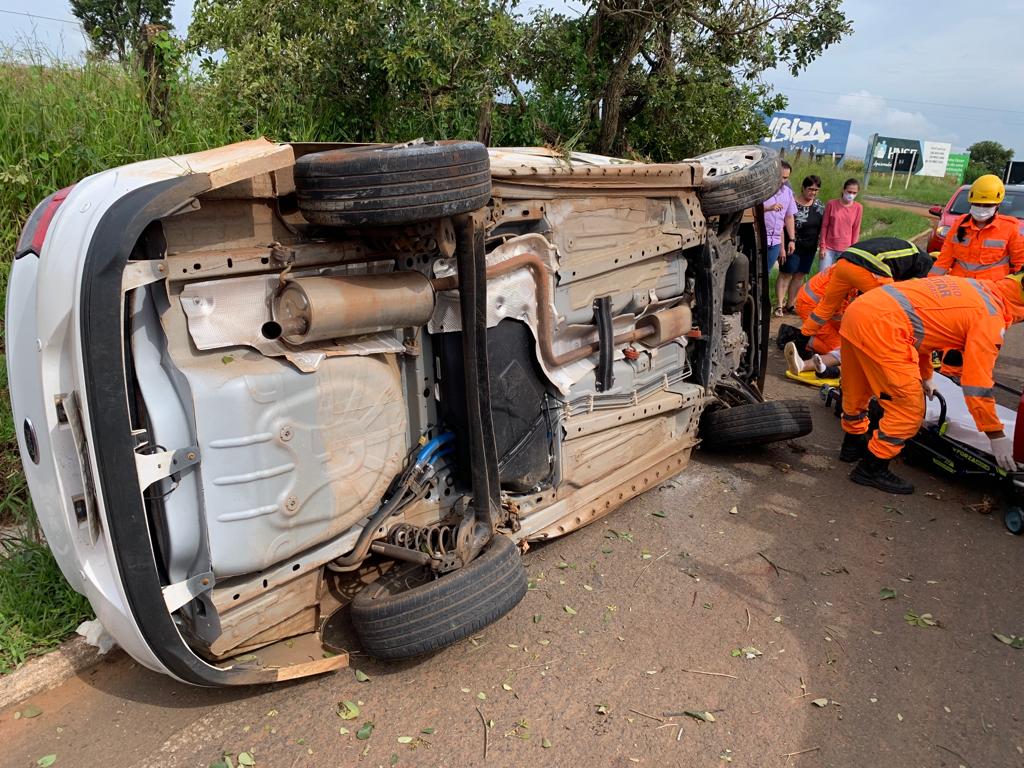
[763,161,797,315]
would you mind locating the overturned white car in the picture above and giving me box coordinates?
[7,139,809,685]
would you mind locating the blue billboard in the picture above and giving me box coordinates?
[761,111,852,157]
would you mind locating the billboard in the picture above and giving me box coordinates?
[869,136,924,175]
[946,153,970,183]
[919,141,952,177]
[761,112,852,157]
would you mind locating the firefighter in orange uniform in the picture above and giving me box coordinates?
[838,274,1024,494]
[784,265,854,376]
[930,175,1024,280]
[930,175,1024,378]
[784,238,933,373]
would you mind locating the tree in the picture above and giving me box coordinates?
[71,0,172,62]
[188,0,521,143]
[516,1,850,159]
[965,140,1014,182]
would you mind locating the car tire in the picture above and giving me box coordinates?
[691,145,782,216]
[350,534,528,660]
[294,141,492,227]
[699,400,813,449]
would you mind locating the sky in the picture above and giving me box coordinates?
[2,0,1021,159]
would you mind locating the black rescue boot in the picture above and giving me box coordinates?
[850,454,914,495]
[839,433,868,463]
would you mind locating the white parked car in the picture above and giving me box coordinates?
[7,139,809,685]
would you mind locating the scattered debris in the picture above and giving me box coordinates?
[628,708,664,723]
[475,707,488,760]
[730,646,762,660]
[682,710,716,723]
[651,510,667,518]
[811,698,830,707]
[728,506,739,515]
[879,588,897,600]
[963,497,994,515]
[681,669,737,680]
[904,611,939,628]
[336,701,361,720]
[15,704,42,720]
[993,633,1024,649]
[780,747,820,758]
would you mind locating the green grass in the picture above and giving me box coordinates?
[0,536,92,673]
[0,51,243,670]
[787,157,960,208]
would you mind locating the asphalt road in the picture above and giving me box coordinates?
[1,328,1022,768]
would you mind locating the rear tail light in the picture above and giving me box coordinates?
[14,185,74,259]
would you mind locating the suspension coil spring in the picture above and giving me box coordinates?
[388,522,458,558]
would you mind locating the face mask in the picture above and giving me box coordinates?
[843,192,857,202]
[971,205,996,221]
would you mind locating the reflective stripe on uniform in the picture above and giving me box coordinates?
[983,239,1007,248]
[842,410,868,421]
[966,278,998,315]
[845,246,894,277]
[808,312,826,325]
[876,430,906,446]
[962,385,995,399]
[954,255,1009,273]
[880,284,925,349]
[802,284,821,303]
[929,266,948,276]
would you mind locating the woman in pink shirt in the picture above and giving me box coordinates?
[819,179,863,269]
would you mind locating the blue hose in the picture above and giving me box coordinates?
[417,432,454,464]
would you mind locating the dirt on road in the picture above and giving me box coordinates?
[2,333,1022,768]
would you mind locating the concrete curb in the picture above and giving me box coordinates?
[0,638,116,710]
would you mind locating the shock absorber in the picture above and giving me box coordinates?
[382,522,463,572]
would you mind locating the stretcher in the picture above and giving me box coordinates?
[785,369,841,388]
[820,376,1024,535]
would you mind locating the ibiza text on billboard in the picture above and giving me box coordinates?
[766,115,831,144]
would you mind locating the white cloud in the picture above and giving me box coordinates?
[834,91,937,140]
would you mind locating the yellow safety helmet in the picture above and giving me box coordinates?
[968,174,1005,205]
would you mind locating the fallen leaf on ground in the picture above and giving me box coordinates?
[811,698,829,707]
[730,646,762,659]
[542,737,553,748]
[903,611,939,628]
[18,704,42,719]
[596,704,609,715]
[502,683,513,691]
[683,710,716,723]
[356,722,375,740]
[397,736,413,744]
[728,506,738,515]
[993,633,1024,649]
[564,605,577,615]
[37,757,57,768]
[238,753,256,766]
[652,510,667,518]
[477,692,487,700]
[337,700,360,720]
[879,588,897,600]
[354,669,370,682]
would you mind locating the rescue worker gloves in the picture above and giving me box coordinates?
[968,174,1005,205]
[989,435,1017,472]
[922,377,937,400]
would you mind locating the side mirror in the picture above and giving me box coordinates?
[928,205,943,216]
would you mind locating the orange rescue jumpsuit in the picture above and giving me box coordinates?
[839,277,1012,460]
[930,212,1024,280]
[794,266,853,355]
[800,259,890,338]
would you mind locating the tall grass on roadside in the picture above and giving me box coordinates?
[0,535,93,673]
[785,156,960,208]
